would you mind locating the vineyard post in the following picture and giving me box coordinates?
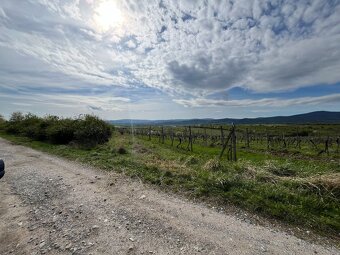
[184,127,188,143]
[188,126,193,152]
[176,134,182,148]
[220,126,224,147]
[158,127,161,143]
[161,126,165,144]
[219,124,236,161]
[228,144,232,160]
[246,128,250,148]
[266,132,270,150]
[232,125,237,161]
[148,126,151,141]
[170,129,174,146]
[282,133,286,148]
[204,128,208,147]
[296,128,301,149]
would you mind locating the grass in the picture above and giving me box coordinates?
[1,130,339,241]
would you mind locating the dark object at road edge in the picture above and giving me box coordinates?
[0,159,5,179]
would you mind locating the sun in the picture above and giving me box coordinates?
[94,0,124,32]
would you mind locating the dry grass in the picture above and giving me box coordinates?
[203,158,221,171]
[183,155,199,166]
[305,173,340,200]
[144,157,189,174]
[309,173,340,190]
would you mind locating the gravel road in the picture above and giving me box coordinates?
[0,138,339,255]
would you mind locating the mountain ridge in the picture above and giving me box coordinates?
[108,111,340,126]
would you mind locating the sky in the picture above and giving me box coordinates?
[0,0,339,120]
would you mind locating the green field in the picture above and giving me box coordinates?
[1,123,339,241]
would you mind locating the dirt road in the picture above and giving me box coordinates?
[0,138,338,255]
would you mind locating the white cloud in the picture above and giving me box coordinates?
[0,91,130,115]
[110,0,340,95]
[174,94,340,108]
[0,6,6,19]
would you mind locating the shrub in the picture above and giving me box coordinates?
[46,118,76,144]
[3,112,113,148]
[73,115,112,147]
[21,113,48,141]
[0,114,5,130]
[5,112,47,140]
[5,112,25,134]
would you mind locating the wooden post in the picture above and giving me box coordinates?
[246,128,250,148]
[232,125,237,161]
[187,126,193,151]
[282,133,286,148]
[296,128,301,149]
[158,127,161,143]
[220,124,237,161]
[190,127,193,151]
[220,126,224,147]
[177,134,182,148]
[266,132,270,150]
[161,126,164,144]
[148,126,151,140]
[228,145,232,160]
[171,129,174,146]
[325,136,329,155]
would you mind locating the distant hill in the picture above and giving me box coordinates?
[108,111,340,126]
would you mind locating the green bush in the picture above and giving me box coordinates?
[2,112,112,148]
[73,115,112,147]
[21,113,48,141]
[5,112,25,134]
[5,113,49,140]
[46,117,76,144]
[0,114,5,130]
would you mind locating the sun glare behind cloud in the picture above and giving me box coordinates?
[93,0,123,33]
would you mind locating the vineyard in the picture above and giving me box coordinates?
[118,124,340,161]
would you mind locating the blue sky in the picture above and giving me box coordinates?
[0,0,339,120]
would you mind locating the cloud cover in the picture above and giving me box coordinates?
[174,93,340,108]
[0,0,339,116]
